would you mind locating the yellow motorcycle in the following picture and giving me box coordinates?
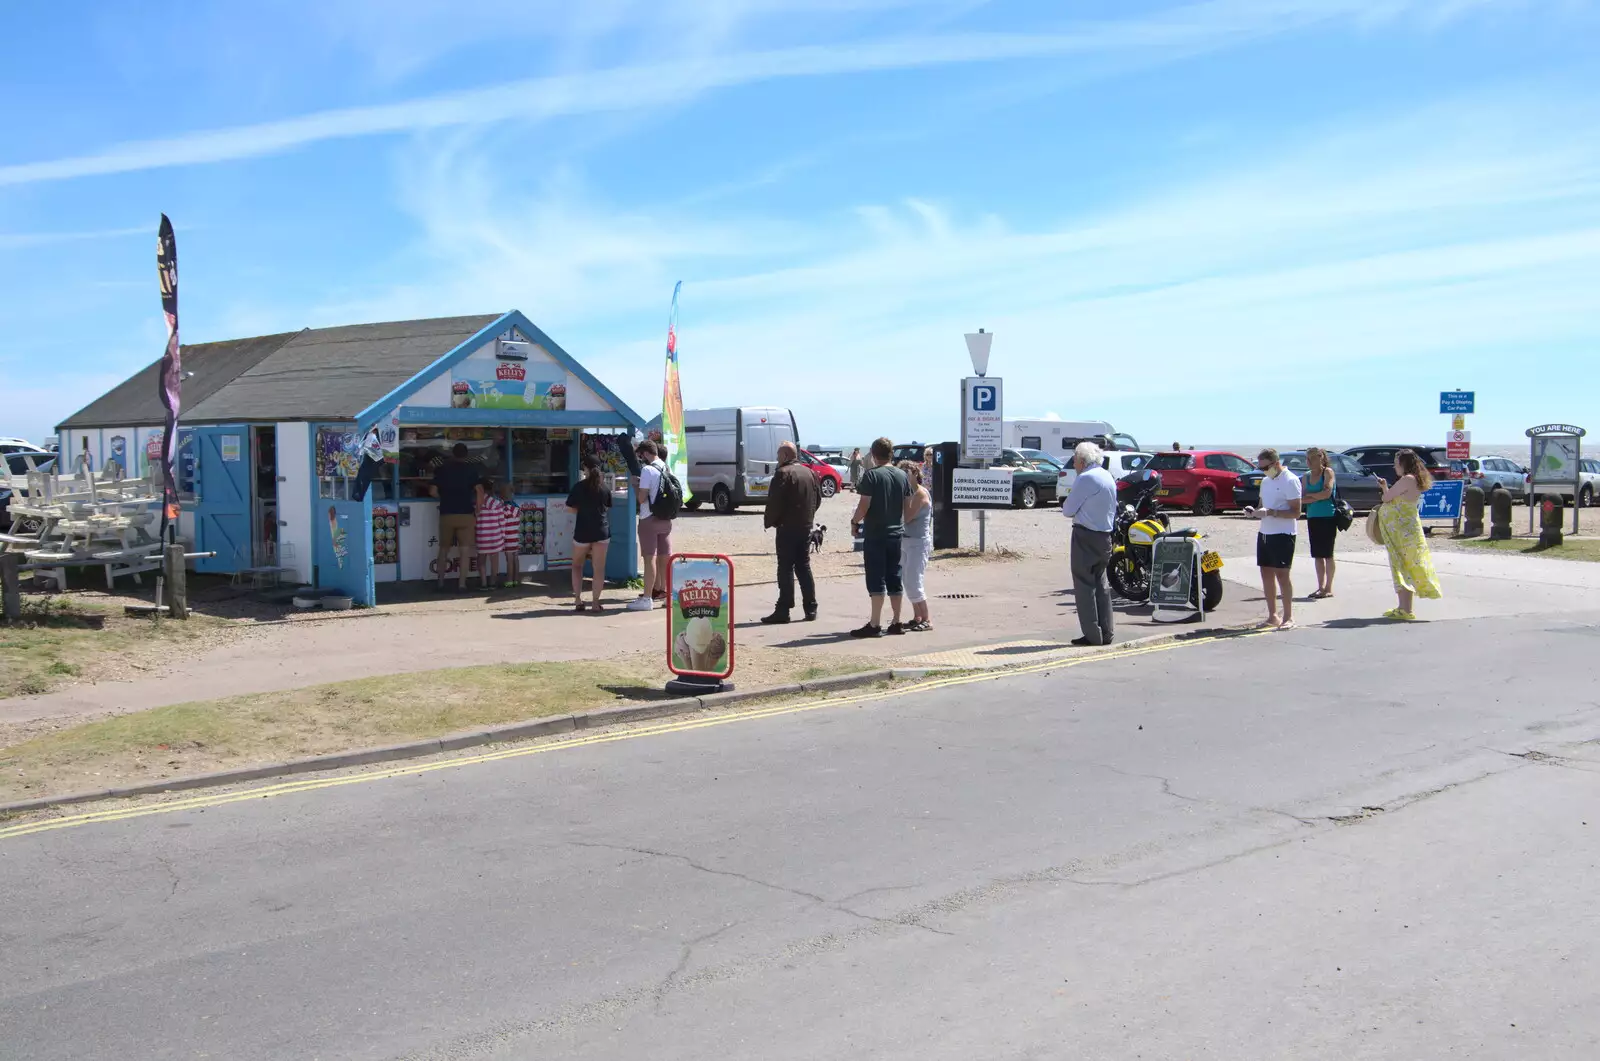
[1107,482,1224,610]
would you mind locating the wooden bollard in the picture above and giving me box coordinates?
[164,542,189,620]
[1,552,19,622]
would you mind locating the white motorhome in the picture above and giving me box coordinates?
[658,406,799,514]
[1005,418,1139,459]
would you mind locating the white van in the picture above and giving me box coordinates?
[670,406,799,514]
[1006,418,1139,460]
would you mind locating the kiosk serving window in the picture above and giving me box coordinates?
[397,428,508,498]
[511,429,573,495]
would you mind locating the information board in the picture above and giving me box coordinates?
[1418,479,1464,521]
[1439,391,1475,414]
[1149,536,1197,608]
[951,467,1013,508]
[1446,429,1470,460]
[961,377,1003,461]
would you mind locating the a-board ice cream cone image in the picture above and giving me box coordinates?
[668,557,733,678]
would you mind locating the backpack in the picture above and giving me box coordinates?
[650,462,684,520]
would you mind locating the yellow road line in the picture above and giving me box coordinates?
[0,631,1253,842]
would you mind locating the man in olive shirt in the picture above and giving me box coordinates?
[761,441,821,624]
[849,437,909,638]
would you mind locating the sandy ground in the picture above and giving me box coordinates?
[4,490,1553,741]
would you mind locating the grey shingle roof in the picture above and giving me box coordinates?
[185,314,500,424]
[57,331,301,430]
[60,314,504,430]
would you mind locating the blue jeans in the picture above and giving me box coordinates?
[863,536,904,597]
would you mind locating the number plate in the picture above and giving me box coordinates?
[1160,487,1180,496]
[1201,551,1223,573]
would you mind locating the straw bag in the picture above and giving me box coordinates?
[1365,503,1385,546]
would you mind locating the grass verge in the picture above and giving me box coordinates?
[0,598,225,698]
[0,647,882,803]
[1457,536,1600,562]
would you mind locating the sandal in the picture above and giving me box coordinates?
[575,601,589,612]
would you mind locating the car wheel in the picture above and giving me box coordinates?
[712,485,734,514]
[820,478,838,499]
[1193,488,1216,516]
[1018,484,1039,509]
[1582,485,1594,508]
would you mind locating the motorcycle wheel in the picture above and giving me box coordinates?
[1195,569,1224,612]
[1108,553,1150,602]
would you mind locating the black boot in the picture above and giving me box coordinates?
[760,610,791,625]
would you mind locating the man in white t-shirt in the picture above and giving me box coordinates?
[1250,448,1302,629]
[634,439,674,604]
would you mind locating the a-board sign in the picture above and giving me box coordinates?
[961,377,1003,461]
[667,554,734,679]
[1418,479,1464,521]
[951,467,1013,508]
[1439,391,1475,414]
[1149,535,1196,608]
[1446,429,1470,460]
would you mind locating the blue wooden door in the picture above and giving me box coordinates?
[311,424,374,606]
[193,425,251,574]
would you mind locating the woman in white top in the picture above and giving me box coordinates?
[898,460,935,632]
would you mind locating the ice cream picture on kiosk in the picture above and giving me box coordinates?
[668,555,734,685]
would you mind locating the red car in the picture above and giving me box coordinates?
[1144,450,1255,514]
[797,449,843,498]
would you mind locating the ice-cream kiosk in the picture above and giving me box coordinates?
[56,310,647,606]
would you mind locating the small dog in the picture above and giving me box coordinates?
[809,523,826,554]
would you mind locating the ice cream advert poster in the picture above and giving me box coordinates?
[669,557,733,678]
[449,340,567,410]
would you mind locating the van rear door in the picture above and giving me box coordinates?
[743,418,777,499]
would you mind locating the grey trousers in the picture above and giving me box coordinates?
[1071,525,1114,646]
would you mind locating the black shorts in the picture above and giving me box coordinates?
[863,536,904,597]
[1256,532,1296,569]
[1306,516,1339,559]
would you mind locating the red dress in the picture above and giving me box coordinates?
[475,498,507,554]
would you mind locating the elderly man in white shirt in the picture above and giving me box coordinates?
[1061,439,1118,647]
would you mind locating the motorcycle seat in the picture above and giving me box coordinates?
[1153,528,1203,539]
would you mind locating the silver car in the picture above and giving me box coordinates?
[1455,456,1528,501]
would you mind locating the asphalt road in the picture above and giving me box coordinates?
[4,612,1599,1060]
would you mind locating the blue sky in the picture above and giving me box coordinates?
[3,0,1598,449]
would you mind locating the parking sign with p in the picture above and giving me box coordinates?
[961,376,1003,461]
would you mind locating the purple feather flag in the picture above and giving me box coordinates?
[156,215,181,541]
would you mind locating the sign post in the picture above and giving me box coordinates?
[1525,424,1586,535]
[958,330,1003,551]
[1441,392,1473,500]
[665,553,735,696]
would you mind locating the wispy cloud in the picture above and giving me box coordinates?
[325,85,1600,439]
[0,226,150,251]
[0,0,1512,187]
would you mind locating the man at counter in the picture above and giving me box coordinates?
[432,443,479,592]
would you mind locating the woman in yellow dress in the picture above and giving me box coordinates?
[1375,449,1442,620]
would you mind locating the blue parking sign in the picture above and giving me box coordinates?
[971,384,998,412]
[1439,391,1475,414]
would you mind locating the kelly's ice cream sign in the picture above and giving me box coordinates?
[669,557,734,678]
[450,339,568,410]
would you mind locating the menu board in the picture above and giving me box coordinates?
[372,507,399,564]
[517,500,546,556]
[545,503,575,563]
